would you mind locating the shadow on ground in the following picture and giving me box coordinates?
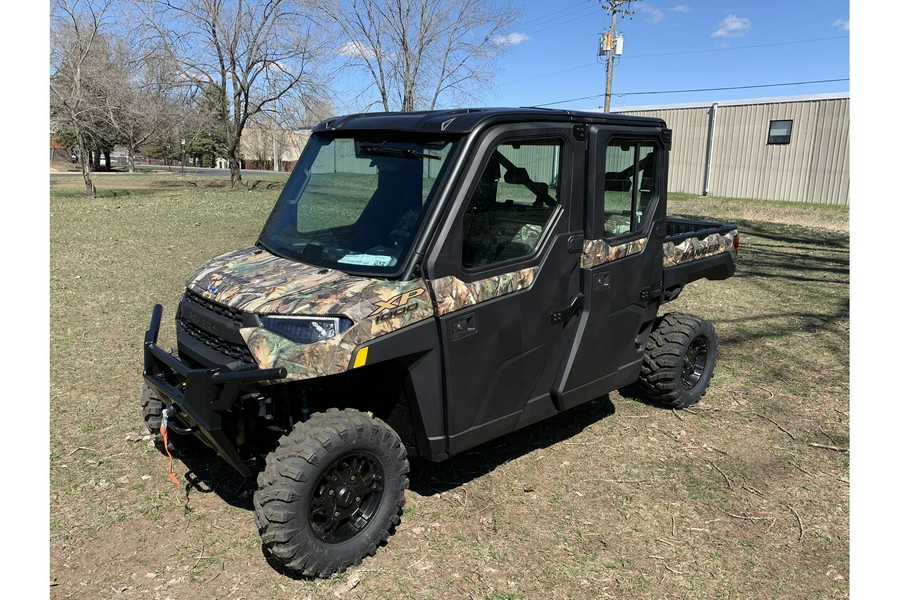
[408,395,616,496]
[166,394,618,509]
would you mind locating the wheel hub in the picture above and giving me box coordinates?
[682,336,709,389]
[335,486,355,508]
[309,452,385,544]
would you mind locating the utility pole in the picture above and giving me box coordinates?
[599,0,635,112]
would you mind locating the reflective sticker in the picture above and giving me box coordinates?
[352,346,369,369]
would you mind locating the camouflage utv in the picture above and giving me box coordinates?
[142,107,738,577]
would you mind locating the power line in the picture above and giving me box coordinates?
[625,35,849,59]
[524,7,602,35]
[531,78,850,107]
[515,1,600,30]
[498,35,848,87]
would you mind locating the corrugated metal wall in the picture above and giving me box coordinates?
[619,96,849,206]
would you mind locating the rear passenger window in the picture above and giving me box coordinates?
[462,139,561,269]
[603,141,656,238]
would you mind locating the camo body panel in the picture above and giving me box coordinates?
[186,247,432,380]
[581,237,648,269]
[431,267,539,316]
[663,229,738,268]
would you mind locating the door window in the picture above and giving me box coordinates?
[462,140,561,269]
[603,141,657,238]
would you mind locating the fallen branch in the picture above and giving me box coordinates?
[742,484,764,496]
[649,555,685,575]
[788,505,804,542]
[709,462,733,489]
[790,461,813,476]
[718,507,770,523]
[67,446,95,456]
[648,425,682,442]
[755,384,776,401]
[818,426,840,446]
[809,443,848,452]
[657,537,677,548]
[753,413,796,441]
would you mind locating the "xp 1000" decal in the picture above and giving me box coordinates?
[369,288,427,322]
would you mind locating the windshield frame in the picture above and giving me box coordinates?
[257,131,460,279]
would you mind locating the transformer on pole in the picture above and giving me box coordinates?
[598,1,633,112]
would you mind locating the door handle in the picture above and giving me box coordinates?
[550,293,584,326]
[450,313,477,340]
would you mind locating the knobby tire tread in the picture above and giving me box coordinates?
[254,408,408,578]
[638,313,717,409]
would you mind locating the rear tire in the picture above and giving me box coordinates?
[254,408,409,578]
[637,313,718,409]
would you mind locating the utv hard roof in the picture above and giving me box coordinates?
[313,107,665,135]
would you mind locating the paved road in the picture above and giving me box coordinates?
[50,165,287,178]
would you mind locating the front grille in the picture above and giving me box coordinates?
[179,290,256,365]
[179,318,256,364]
[184,289,244,327]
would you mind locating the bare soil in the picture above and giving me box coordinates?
[49,177,849,599]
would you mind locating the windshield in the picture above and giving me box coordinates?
[258,133,458,276]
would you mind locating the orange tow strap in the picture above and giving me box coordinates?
[160,411,180,486]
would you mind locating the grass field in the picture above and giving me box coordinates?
[49,174,849,599]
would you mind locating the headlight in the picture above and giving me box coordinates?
[260,315,353,344]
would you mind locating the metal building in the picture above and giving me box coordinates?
[611,93,849,206]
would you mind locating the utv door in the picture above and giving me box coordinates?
[424,124,585,455]
[552,127,668,409]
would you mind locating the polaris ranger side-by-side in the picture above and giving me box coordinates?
[142,107,738,577]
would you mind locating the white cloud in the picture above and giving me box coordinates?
[493,32,530,46]
[338,41,376,60]
[638,5,665,24]
[712,14,751,38]
[833,18,849,32]
[638,4,691,24]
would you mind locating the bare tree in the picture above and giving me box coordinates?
[137,0,330,188]
[319,0,521,112]
[104,41,188,172]
[50,0,116,197]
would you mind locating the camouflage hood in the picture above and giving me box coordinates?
[186,246,423,320]
[186,247,434,380]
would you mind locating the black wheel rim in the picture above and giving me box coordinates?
[682,336,709,390]
[309,451,385,544]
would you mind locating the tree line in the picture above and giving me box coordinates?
[50,0,521,196]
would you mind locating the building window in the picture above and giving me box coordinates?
[768,120,793,145]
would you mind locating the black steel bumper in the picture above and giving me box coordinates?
[142,304,286,477]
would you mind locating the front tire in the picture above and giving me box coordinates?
[140,384,199,456]
[141,384,164,434]
[637,313,718,408]
[253,408,409,578]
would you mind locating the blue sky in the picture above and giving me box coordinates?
[486,0,850,110]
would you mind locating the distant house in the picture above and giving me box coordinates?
[611,93,849,206]
[241,127,313,172]
[49,133,71,163]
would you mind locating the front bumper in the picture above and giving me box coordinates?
[143,304,286,476]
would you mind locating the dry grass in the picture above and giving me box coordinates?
[49,176,848,599]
